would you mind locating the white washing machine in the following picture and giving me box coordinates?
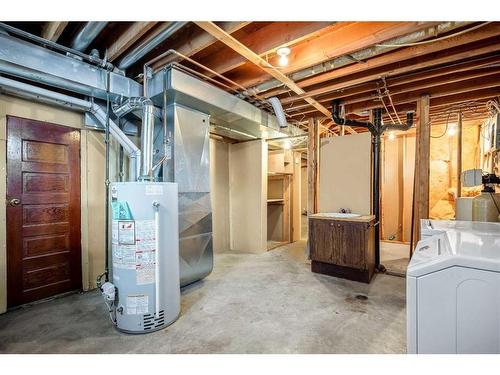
[407,220,500,354]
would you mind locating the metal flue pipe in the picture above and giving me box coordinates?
[112,97,156,180]
[118,22,187,70]
[71,22,108,52]
[0,75,141,180]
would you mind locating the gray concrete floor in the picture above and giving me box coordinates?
[0,241,406,354]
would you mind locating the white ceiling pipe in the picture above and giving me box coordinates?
[0,75,141,180]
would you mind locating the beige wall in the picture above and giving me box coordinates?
[0,95,121,313]
[209,139,230,253]
[229,140,267,253]
[319,133,372,215]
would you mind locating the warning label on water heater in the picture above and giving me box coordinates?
[135,220,156,285]
[126,294,149,315]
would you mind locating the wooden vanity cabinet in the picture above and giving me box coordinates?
[309,216,376,283]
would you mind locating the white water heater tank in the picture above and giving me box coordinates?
[110,182,180,333]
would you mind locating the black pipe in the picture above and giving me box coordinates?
[331,99,376,134]
[330,100,414,273]
[372,108,382,270]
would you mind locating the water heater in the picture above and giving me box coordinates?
[108,182,180,333]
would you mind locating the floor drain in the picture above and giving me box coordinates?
[355,294,368,301]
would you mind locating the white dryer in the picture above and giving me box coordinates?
[407,220,500,354]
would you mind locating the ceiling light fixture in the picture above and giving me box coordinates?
[447,123,457,137]
[388,131,395,141]
[277,47,291,67]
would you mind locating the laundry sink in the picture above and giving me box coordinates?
[320,213,361,218]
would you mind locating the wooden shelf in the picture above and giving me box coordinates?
[267,198,284,205]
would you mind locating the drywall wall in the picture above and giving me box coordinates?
[209,139,230,253]
[319,132,372,215]
[229,140,267,253]
[0,94,123,313]
[429,122,481,219]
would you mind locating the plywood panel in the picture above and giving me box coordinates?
[229,140,267,253]
[319,132,372,215]
[210,139,230,253]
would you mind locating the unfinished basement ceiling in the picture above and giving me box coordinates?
[3,21,500,137]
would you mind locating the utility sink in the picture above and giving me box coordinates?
[320,213,361,218]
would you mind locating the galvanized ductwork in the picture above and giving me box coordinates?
[118,22,187,70]
[71,22,108,52]
[0,75,141,180]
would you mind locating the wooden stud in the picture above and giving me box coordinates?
[457,111,463,198]
[41,22,68,42]
[307,118,320,214]
[411,95,431,252]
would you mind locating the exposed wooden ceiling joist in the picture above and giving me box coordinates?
[41,22,68,42]
[225,21,438,88]
[285,54,500,113]
[199,22,334,76]
[194,21,355,134]
[280,23,500,104]
[150,21,250,71]
[280,29,500,105]
[107,22,158,62]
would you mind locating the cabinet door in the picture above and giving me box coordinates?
[338,223,367,269]
[310,219,336,263]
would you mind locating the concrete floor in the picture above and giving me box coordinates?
[380,241,410,276]
[0,241,406,354]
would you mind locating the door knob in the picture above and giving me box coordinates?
[9,198,21,206]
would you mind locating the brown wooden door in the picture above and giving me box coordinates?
[6,116,82,307]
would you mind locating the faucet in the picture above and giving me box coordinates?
[339,208,351,214]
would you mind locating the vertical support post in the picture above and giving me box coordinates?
[457,111,463,198]
[411,94,431,252]
[371,108,382,269]
[307,117,319,215]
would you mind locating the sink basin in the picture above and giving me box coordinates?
[320,213,361,218]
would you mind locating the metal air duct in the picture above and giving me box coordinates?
[71,22,108,52]
[118,22,187,70]
[0,75,141,180]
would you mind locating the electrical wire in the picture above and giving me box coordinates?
[376,22,492,48]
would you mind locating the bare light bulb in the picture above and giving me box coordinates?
[279,55,288,67]
[283,139,292,149]
[447,126,456,137]
[276,46,291,67]
[388,132,395,140]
